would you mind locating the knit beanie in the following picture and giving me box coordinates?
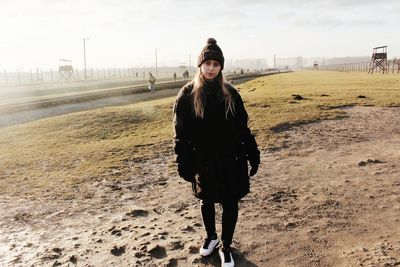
[197,38,225,70]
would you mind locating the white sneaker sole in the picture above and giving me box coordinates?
[219,250,235,267]
[199,240,220,257]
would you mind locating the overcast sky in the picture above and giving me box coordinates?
[1,0,399,70]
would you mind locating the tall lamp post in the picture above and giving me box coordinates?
[155,48,160,77]
[83,37,89,80]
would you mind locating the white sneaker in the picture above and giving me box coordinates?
[199,237,219,257]
[219,248,234,267]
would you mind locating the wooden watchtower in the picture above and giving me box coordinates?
[59,59,74,80]
[368,46,388,74]
[313,60,319,70]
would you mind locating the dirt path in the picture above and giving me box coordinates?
[1,106,399,266]
[0,88,180,127]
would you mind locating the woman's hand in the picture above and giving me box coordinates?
[248,152,260,177]
[178,163,195,182]
[249,161,259,176]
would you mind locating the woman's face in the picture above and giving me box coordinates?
[200,60,221,80]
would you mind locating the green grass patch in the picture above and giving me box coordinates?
[1,70,400,198]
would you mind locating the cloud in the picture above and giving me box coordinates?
[293,17,385,28]
[351,19,385,26]
[1,0,399,69]
[294,17,344,27]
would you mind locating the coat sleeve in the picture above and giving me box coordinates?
[173,89,193,164]
[234,92,260,165]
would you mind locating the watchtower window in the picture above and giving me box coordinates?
[373,53,387,60]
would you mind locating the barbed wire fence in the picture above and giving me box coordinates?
[318,58,400,74]
[0,61,269,87]
[0,67,202,87]
[272,56,400,74]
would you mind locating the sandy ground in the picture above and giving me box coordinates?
[1,105,400,267]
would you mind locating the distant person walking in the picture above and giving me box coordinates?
[183,70,189,80]
[173,72,177,81]
[148,73,156,92]
[173,38,260,267]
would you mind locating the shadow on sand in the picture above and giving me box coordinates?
[194,248,258,267]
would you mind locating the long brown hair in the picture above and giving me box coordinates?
[190,69,235,119]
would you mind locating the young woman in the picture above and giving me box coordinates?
[173,38,260,267]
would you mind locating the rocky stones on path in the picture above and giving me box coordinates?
[158,231,168,236]
[358,159,385,166]
[52,247,62,254]
[148,244,167,259]
[69,255,77,265]
[125,209,149,218]
[153,207,163,214]
[140,232,151,237]
[134,251,146,258]
[165,258,178,267]
[108,182,122,191]
[192,257,208,264]
[110,245,126,256]
[111,229,122,236]
[358,161,367,166]
[169,241,184,250]
[366,159,384,164]
[284,221,298,229]
[292,94,304,100]
[41,247,63,261]
[345,242,400,266]
[13,212,32,223]
[269,190,297,203]
[181,225,196,232]
[121,225,130,231]
[189,245,199,254]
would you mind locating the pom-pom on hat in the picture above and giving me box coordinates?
[197,38,225,70]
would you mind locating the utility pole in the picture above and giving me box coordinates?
[155,48,158,77]
[83,38,89,80]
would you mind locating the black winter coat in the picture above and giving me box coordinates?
[173,80,260,202]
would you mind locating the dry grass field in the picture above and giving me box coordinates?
[1,71,399,198]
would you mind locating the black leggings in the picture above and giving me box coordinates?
[201,199,238,248]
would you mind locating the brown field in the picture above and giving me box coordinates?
[1,70,400,266]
